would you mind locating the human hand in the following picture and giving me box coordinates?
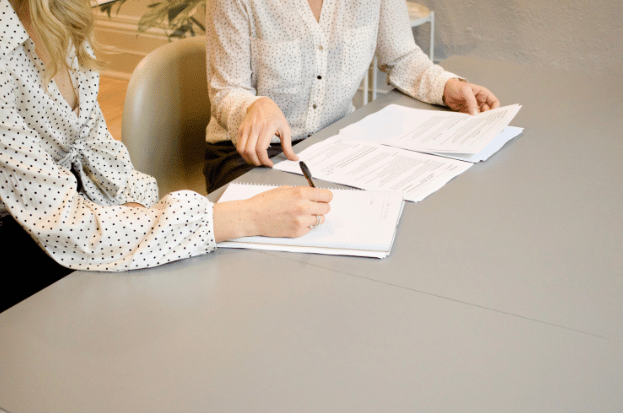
[237,97,299,167]
[213,186,333,241]
[443,79,500,115]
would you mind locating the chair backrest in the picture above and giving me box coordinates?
[122,36,210,196]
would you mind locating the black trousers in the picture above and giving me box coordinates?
[0,215,73,313]
[203,140,298,194]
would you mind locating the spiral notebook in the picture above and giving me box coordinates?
[216,183,405,258]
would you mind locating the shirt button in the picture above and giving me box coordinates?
[312,104,318,109]
[317,75,322,80]
[318,45,323,51]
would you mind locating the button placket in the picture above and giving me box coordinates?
[307,30,327,135]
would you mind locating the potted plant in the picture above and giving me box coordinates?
[99,0,205,39]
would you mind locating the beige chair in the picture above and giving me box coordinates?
[362,2,435,105]
[122,36,210,196]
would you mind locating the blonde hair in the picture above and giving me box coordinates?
[24,0,103,80]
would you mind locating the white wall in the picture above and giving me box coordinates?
[95,0,623,79]
[414,0,622,75]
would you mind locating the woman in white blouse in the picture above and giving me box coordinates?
[204,0,501,193]
[0,0,332,312]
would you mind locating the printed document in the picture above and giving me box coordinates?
[339,104,522,159]
[274,137,471,202]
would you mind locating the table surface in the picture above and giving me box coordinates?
[1,57,622,413]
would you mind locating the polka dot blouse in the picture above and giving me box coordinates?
[206,0,459,145]
[0,0,216,271]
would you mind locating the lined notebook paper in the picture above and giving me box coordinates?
[216,183,405,258]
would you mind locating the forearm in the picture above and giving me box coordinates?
[213,186,333,242]
[207,0,262,141]
[377,0,459,106]
[386,51,459,106]
[1,152,216,271]
[22,190,216,272]
[213,200,257,242]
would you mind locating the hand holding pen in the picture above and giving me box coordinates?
[299,161,316,188]
[299,161,326,229]
[216,161,330,238]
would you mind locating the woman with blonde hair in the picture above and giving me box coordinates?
[0,0,332,312]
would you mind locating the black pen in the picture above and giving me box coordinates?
[299,161,316,188]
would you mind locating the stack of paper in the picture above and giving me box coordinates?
[217,183,405,258]
[275,104,522,201]
[339,104,523,162]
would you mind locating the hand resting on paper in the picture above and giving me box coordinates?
[237,97,299,167]
[213,186,333,241]
[443,78,500,115]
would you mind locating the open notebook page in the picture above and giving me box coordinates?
[217,183,405,258]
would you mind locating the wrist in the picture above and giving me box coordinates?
[237,199,260,237]
[247,96,272,113]
[213,200,259,242]
[442,78,467,105]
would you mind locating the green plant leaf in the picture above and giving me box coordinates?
[107,0,206,38]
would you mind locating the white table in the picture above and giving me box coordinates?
[1,57,622,413]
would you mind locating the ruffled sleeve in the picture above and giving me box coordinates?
[0,64,217,272]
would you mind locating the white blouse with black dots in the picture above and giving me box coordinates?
[206,0,460,145]
[0,0,216,271]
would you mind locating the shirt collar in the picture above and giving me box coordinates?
[0,0,30,58]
